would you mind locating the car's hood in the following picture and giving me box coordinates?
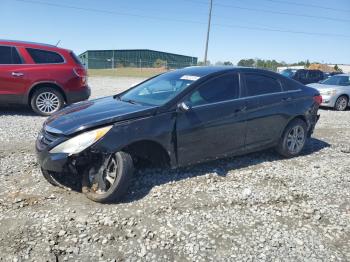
[44,96,157,135]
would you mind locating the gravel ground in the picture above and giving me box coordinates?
[0,76,349,261]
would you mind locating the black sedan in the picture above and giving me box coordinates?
[36,66,321,203]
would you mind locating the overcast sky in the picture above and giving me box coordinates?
[1,0,350,64]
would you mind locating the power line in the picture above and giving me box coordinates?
[258,0,350,13]
[12,0,350,39]
[182,0,350,23]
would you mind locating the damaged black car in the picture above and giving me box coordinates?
[36,66,321,203]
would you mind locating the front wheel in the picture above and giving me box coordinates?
[83,152,134,203]
[276,119,307,158]
[334,95,348,111]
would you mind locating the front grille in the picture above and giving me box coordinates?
[41,130,59,146]
[37,128,62,151]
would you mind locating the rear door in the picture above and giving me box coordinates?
[176,72,247,166]
[242,72,290,149]
[0,45,29,103]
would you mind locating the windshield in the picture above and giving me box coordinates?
[320,75,350,86]
[280,69,296,78]
[120,71,200,106]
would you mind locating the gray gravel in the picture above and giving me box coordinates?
[0,76,349,261]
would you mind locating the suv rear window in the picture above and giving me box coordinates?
[70,52,83,66]
[26,48,64,64]
[0,46,22,64]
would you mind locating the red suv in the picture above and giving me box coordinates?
[0,40,90,115]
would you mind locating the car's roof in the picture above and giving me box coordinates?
[176,66,274,77]
[0,39,69,51]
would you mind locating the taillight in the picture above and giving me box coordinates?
[313,95,322,105]
[73,67,86,77]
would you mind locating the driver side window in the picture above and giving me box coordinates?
[188,73,240,106]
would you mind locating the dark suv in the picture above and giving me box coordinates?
[36,66,321,203]
[281,69,324,85]
[0,40,90,115]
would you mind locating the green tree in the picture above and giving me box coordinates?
[334,64,343,73]
[223,61,233,66]
[237,59,255,67]
[305,59,310,68]
[153,59,166,68]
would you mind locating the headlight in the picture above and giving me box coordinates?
[320,89,337,96]
[50,125,113,155]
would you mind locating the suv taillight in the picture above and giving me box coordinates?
[73,67,86,77]
[313,95,322,105]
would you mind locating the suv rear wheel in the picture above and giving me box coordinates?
[30,87,64,116]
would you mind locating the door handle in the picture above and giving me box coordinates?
[12,72,24,77]
[282,97,292,102]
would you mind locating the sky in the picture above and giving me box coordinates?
[1,0,350,64]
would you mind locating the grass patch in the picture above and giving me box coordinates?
[88,67,168,78]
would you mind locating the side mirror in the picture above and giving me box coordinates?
[177,102,191,112]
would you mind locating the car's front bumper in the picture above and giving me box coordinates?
[320,94,337,108]
[36,143,69,173]
[66,86,91,104]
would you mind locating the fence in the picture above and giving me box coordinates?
[81,57,197,71]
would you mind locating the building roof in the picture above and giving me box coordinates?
[80,49,197,59]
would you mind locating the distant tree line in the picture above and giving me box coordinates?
[196,59,329,72]
[236,59,315,71]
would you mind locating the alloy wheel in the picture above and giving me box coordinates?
[89,156,118,194]
[335,97,348,111]
[36,92,60,114]
[287,125,305,154]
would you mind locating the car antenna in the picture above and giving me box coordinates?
[55,40,61,46]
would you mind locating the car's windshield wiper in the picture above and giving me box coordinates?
[121,98,139,105]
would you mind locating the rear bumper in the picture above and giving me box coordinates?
[66,86,91,104]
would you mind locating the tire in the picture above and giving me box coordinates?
[276,119,307,158]
[84,151,134,203]
[30,87,64,116]
[334,95,348,111]
[41,169,67,188]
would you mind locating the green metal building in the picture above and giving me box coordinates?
[79,49,198,69]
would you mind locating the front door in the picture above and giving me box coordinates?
[176,72,247,166]
[0,45,28,103]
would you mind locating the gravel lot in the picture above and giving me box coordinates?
[0,76,349,261]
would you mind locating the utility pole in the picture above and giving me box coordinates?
[112,51,115,69]
[204,0,213,65]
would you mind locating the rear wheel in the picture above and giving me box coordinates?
[276,119,307,158]
[31,87,64,116]
[83,151,134,203]
[334,95,348,111]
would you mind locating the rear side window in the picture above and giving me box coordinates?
[0,46,22,64]
[189,73,240,106]
[296,70,307,80]
[244,73,281,96]
[26,48,64,64]
[282,79,300,91]
[308,71,321,79]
